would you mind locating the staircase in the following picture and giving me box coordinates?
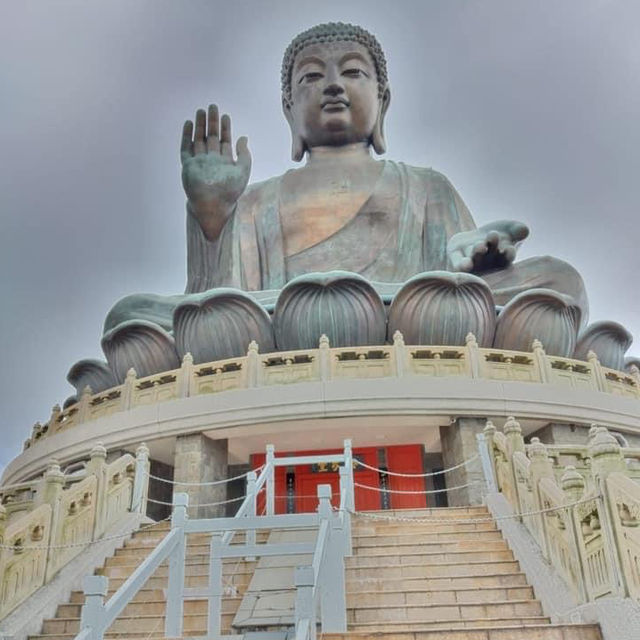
[29,506,601,640]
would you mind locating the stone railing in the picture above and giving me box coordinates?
[0,443,149,618]
[26,332,640,449]
[485,418,640,604]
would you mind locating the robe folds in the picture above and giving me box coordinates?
[185,161,476,294]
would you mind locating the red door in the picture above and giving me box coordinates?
[386,444,427,509]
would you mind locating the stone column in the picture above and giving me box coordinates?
[174,434,228,518]
[439,418,485,506]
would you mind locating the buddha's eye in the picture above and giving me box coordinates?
[343,68,366,78]
[299,72,323,84]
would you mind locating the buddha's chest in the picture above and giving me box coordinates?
[279,163,387,257]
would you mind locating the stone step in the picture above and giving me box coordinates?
[346,585,535,607]
[349,616,552,632]
[352,539,510,555]
[104,571,252,591]
[346,573,530,591]
[347,600,544,624]
[40,613,235,635]
[353,529,502,543]
[346,549,514,567]
[323,624,602,639]
[55,597,240,618]
[347,559,521,580]
[101,560,257,578]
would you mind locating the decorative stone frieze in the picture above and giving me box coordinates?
[273,271,386,350]
[388,271,496,346]
[575,321,633,370]
[101,320,180,383]
[67,359,117,395]
[493,288,581,357]
[173,288,274,363]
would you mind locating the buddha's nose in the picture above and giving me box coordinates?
[323,74,345,96]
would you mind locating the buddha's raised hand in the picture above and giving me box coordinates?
[181,104,252,241]
[447,220,530,273]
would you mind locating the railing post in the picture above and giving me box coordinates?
[588,350,608,392]
[338,466,352,556]
[246,340,261,388]
[318,486,347,632]
[294,566,316,640]
[131,442,150,515]
[266,444,275,516]
[246,471,257,548]
[465,332,481,378]
[476,431,497,493]
[207,532,223,639]
[77,385,93,423]
[319,334,331,381]
[120,368,137,410]
[165,492,187,638]
[392,330,407,377]
[178,352,194,397]
[86,442,108,538]
[532,339,551,383]
[80,575,108,640]
[40,459,65,582]
[343,439,355,512]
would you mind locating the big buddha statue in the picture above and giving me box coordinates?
[74,23,633,396]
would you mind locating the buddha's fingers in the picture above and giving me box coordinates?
[180,120,194,164]
[206,104,220,153]
[236,137,252,172]
[194,109,207,155]
[449,248,473,273]
[220,114,232,157]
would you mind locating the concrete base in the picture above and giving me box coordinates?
[174,433,228,518]
[439,417,485,506]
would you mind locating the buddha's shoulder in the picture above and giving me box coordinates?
[386,160,456,187]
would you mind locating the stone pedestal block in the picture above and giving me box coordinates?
[173,434,228,518]
[439,418,485,506]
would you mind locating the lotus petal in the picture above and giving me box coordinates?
[493,288,581,356]
[173,288,274,363]
[574,321,632,370]
[388,271,496,346]
[67,359,118,395]
[101,320,180,383]
[273,271,386,350]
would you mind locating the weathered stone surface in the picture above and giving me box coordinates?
[273,271,386,350]
[173,434,228,519]
[101,320,180,383]
[574,321,633,370]
[66,359,117,395]
[625,356,640,374]
[493,288,581,357]
[388,271,496,346]
[173,288,274,363]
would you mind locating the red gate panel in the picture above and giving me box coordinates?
[386,444,427,509]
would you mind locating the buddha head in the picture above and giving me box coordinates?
[281,22,391,161]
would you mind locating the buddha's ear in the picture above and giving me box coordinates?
[372,86,391,155]
[282,98,306,162]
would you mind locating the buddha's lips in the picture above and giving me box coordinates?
[321,98,350,109]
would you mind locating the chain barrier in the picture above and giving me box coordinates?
[145,465,264,487]
[348,494,602,525]
[0,515,172,552]
[354,480,481,495]
[354,454,479,477]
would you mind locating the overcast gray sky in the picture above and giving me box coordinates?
[1,0,638,471]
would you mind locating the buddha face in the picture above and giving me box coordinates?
[285,40,389,155]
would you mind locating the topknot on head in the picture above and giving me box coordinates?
[281,22,388,108]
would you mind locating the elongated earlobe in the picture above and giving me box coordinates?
[372,87,391,155]
[283,98,306,162]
